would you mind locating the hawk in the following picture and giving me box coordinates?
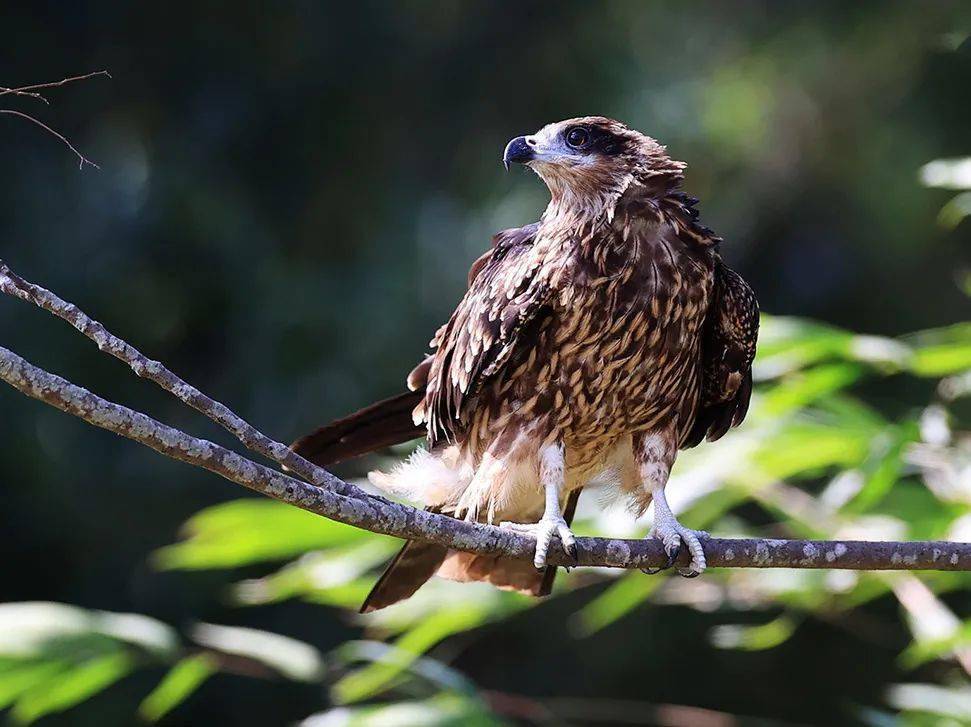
[292,117,759,612]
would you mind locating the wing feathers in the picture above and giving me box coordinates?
[683,263,759,448]
[290,391,424,466]
[422,223,548,445]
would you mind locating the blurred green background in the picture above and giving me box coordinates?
[1,2,970,725]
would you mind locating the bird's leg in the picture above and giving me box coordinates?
[500,443,577,569]
[647,486,708,577]
[637,431,707,577]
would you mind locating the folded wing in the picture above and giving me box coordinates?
[682,262,759,448]
[291,223,542,464]
[418,223,551,446]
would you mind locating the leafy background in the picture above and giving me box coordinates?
[1,2,970,725]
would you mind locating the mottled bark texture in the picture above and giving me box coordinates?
[0,261,361,498]
[1,263,969,573]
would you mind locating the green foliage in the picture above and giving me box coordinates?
[0,603,170,723]
[11,652,135,724]
[0,602,324,724]
[6,311,967,722]
[331,601,498,705]
[300,693,506,727]
[710,614,800,651]
[153,498,375,570]
[190,623,323,682]
[920,157,971,230]
[906,323,971,377]
[4,4,970,723]
[885,683,971,725]
[138,654,218,722]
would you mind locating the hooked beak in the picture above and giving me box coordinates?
[502,136,534,170]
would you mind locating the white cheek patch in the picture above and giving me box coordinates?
[531,124,583,164]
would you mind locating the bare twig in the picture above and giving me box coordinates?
[0,70,111,102]
[1,344,970,572]
[0,88,49,104]
[0,110,99,170]
[1,70,109,169]
[0,260,362,499]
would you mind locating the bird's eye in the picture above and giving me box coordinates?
[566,127,588,148]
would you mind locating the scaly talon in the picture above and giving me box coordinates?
[648,522,707,576]
[641,527,681,574]
[501,516,576,569]
[646,491,707,577]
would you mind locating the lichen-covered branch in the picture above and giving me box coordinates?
[0,260,363,500]
[1,345,970,572]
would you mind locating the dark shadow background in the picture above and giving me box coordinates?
[1,1,970,725]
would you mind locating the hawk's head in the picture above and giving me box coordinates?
[503,117,684,213]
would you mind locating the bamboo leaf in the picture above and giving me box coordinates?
[710,614,799,651]
[0,662,69,710]
[332,605,490,705]
[190,623,323,682]
[572,573,663,637]
[139,653,219,722]
[154,499,371,570]
[12,652,134,724]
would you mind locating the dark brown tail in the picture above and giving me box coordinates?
[360,490,582,612]
[360,539,450,613]
[293,390,582,611]
[291,391,425,466]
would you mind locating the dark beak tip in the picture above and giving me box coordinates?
[503,135,533,169]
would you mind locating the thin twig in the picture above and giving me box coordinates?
[0,70,111,102]
[0,110,99,170]
[1,344,970,572]
[0,88,48,104]
[0,260,363,499]
[0,70,109,169]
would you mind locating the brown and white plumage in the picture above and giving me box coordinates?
[292,117,759,611]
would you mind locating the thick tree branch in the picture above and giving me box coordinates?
[1,345,970,572]
[1,261,970,572]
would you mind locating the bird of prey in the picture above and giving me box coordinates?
[292,117,759,612]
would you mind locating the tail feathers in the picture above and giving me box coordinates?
[362,544,548,613]
[360,539,449,613]
[438,552,549,594]
[360,489,583,611]
[291,391,425,467]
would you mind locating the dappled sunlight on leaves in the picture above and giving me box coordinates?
[299,693,505,727]
[153,499,376,570]
[2,317,968,719]
[0,602,327,723]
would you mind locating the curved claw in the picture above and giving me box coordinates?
[641,541,681,575]
[566,540,579,564]
[665,542,681,568]
[645,522,707,578]
[501,516,576,570]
